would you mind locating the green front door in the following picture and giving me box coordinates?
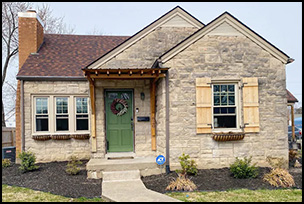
[105,90,134,152]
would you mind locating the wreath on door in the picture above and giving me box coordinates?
[111,98,128,116]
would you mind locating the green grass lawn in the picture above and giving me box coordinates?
[167,188,302,202]
[2,184,302,202]
[2,185,105,202]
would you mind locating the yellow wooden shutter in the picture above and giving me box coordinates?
[242,77,260,133]
[196,78,212,133]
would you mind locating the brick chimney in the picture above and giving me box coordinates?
[15,10,44,156]
[18,10,44,69]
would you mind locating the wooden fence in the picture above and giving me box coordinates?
[2,127,15,147]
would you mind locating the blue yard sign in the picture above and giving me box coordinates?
[156,155,166,165]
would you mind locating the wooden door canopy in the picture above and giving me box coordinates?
[83,68,168,79]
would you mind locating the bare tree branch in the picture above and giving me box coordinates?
[2,2,75,126]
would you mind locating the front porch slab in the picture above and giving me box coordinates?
[86,156,162,179]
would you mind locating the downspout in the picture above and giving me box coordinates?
[21,80,25,151]
[165,70,170,174]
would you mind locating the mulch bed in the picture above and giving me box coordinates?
[141,167,302,194]
[2,160,302,198]
[2,160,101,198]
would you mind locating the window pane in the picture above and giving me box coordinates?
[221,85,227,93]
[213,85,220,93]
[56,118,69,131]
[214,116,236,128]
[36,118,48,131]
[108,93,118,99]
[36,98,48,114]
[76,118,88,130]
[76,98,88,114]
[228,85,234,92]
[214,96,220,106]
[214,108,220,114]
[220,107,228,114]
[56,98,68,114]
[221,95,227,105]
[228,96,235,105]
[228,107,236,113]
[121,93,130,100]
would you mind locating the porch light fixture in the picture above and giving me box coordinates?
[140,92,145,101]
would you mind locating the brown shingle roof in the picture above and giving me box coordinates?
[17,34,130,78]
[287,89,298,103]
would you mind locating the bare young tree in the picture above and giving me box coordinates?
[2,2,75,127]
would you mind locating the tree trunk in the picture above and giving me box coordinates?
[2,99,6,127]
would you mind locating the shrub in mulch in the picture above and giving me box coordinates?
[229,157,258,179]
[65,156,83,175]
[2,161,101,198]
[263,168,295,188]
[2,160,302,198]
[166,174,197,192]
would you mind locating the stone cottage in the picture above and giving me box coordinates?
[16,6,294,178]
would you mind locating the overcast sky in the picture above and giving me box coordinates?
[31,2,302,105]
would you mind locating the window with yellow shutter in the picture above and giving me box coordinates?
[197,78,260,133]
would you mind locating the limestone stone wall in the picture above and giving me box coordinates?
[99,27,198,69]
[94,79,157,158]
[163,35,288,169]
[23,80,91,162]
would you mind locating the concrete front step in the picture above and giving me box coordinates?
[102,170,141,182]
[86,156,161,179]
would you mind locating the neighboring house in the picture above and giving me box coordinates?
[16,6,294,176]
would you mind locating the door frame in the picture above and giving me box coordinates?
[104,88,135,153]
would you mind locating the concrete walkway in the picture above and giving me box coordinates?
[102,170,181,202]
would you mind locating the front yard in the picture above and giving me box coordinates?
[167,189,302,202]
[2,184,302,202]
[2,159,302,202]
[2,185,104,202]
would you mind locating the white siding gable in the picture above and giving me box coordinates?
[207,21,243,36]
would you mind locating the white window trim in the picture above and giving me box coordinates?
[32,94,90,136]
[54,96,70,133]
[74,96,90,132]
[211,79,242,133]
[33,96,50,133]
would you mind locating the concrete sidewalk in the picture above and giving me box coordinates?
[102,170,181,202]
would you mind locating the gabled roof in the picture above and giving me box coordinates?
[157,11,293,66]
[17,34,129,79]
[84,6,205,70]
[287,89,298,103]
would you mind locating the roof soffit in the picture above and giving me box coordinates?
[160,12,291,65]
[85,6,204,69]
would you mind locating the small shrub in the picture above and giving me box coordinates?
[176,153,198,176]
[18,151,39,173]
[2,159,11,168]
[263,168,295,188]
[66,156,82,175]
[229,156,258,179]
[166,174,197,192]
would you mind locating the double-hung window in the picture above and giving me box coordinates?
[213,84,238,129]
[196,77,259,134]
[75,97,89,131]
[35,97,49,131]
[56,97,69,131]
